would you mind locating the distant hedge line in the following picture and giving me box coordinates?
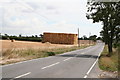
[1,36,42,42]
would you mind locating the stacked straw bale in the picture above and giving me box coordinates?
[43,32,78,45]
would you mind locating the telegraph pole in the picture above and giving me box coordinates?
[89,32,91,45]
[78,28,80,47]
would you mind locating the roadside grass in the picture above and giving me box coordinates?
[118,46,120,77]
[98,45,119,72]
[1,44,91,65]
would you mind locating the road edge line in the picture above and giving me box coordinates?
[84,44,104,78]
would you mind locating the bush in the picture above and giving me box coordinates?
[113,43,120,48]
[47,52,55,56]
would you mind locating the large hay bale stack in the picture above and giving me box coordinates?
[43,32,78,45]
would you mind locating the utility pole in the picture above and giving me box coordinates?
[1,6,4,36]
[78,28,80,47]
[89,32,91,45]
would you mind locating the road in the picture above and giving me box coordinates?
[2,43,104,79]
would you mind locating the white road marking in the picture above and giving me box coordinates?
[84,45,104,78]
[41,62,60,69]
[81,53,85,54]
[63,57,72,61]
[2,56,53,67]
[84,75,87,78]
[84,58,98,78]
[2,45,93,68]
[12,72,31,79]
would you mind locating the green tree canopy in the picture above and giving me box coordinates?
[86,0,120,56]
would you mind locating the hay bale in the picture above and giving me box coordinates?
[45,42,51,45]
[43,32,78,45]
[11,39,15,42]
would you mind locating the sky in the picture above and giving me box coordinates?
[0,0,102,37]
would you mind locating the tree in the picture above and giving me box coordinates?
[82,35,88,40]
[32,35,34,38]
[97,37,102,40]
[86,0,120,56]
[39,34,43,38]
[35,35,38,38]
[4,34,9,37]
[19,34,22,37]
[100,30,108,44]
[114,26,120,47]
[89,35,97,42]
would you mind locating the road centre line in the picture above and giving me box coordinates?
[2,56,53,67]
[10,72,31,80]
[41,62,60,69]
[63,57,73,61]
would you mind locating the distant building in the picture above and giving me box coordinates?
[43,32,78,45]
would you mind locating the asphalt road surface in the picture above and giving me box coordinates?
[2,43,104,79]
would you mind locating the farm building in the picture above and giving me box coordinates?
[43,32,78,45]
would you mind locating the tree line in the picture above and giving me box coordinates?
[78,35,101,42]
[0,33,100,42]
[0,33,43,42]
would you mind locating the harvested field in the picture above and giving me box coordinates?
[0,40,94,65]
[0,40,74,51]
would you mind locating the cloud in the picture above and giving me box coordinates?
[1,0,102,37]
[43,21,78,34]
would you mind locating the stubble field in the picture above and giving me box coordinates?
[0,40,93,65]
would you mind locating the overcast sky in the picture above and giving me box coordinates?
[0,0,102,37]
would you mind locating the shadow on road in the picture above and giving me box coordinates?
[56,54,98,59]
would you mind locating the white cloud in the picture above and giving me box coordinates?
[1,0,102,37]
[43,21,78,34]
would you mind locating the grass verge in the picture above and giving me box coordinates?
[1,44,92,65]
[98,45,119,72]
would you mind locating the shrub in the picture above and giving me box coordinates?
[47,52,55,56]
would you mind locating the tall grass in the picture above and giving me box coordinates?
[1,45,90,65]
[99,45,118,71]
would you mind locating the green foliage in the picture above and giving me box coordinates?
[89,35,97,42]
[1,34,42,42]
[86,1,120,54]
[46,52,55,56]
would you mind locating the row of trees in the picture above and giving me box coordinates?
[0,33,43,42]
[0,33,99,41]
[78,35,101,41]
[86,0,120,56]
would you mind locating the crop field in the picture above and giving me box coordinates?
[0,40,94,65]
[0,40,74,51]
